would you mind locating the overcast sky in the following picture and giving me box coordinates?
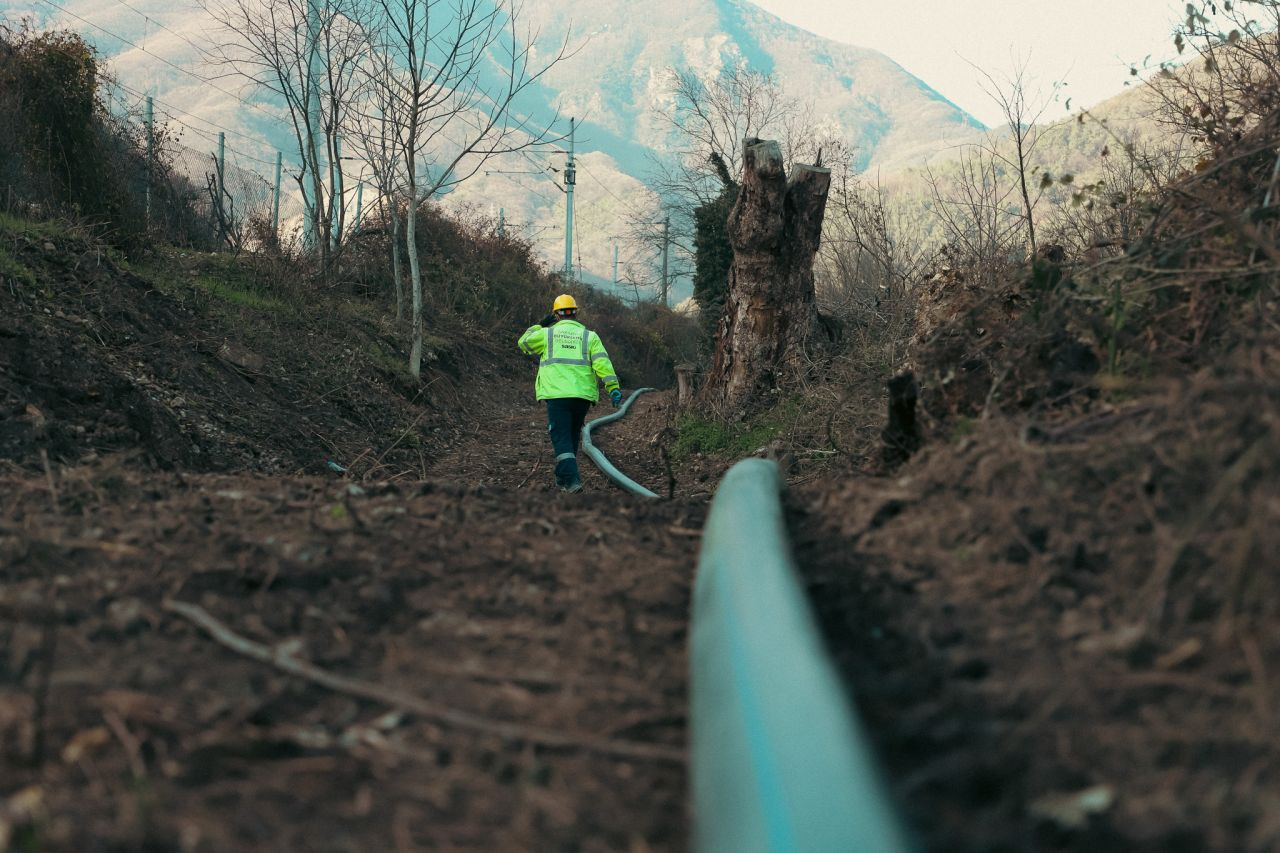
[748,0,1189,126]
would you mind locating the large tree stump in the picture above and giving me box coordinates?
[701,139,831,414]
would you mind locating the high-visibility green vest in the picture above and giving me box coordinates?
[517,319,621,402]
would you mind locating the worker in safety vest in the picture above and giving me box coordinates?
[518,294,623,493]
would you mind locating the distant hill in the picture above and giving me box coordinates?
[865,75,1187,255]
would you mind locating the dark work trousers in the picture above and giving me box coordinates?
[546,397,592,486]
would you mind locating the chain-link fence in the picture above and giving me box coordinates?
[104,86,355,255]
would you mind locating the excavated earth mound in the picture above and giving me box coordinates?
[790,330,1280,850]
[0,226,507,476]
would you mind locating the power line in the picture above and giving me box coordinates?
[110,78,365,188]
[110,86,281,174]
[34,0,291,131]
[112,82,279,165]
[111,0,207,57]
[576,159,654,222]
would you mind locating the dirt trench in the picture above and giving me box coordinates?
[0,394,705,852]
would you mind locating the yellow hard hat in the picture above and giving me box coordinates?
[552,294,578,312]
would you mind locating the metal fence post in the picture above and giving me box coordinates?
[272,151,283,237]
[144,95,153,228]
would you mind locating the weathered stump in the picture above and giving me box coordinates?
[701,139,831,414]
[881,372,922,468]
[675,363,696,406]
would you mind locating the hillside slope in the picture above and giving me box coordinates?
[0,215,511,477]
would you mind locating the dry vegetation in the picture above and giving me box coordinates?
[769,4,1280,850]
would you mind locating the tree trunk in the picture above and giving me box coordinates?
[702,139,831,414]
[406,187,423,380]
[390,200,404,322]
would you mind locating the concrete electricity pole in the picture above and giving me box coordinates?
[144,96,153,228]
[563,117,575,279]
[271,151,282,235]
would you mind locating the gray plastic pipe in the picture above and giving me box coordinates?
[580,388,660,499]
[692,458,912,853]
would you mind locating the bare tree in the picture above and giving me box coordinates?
[924,144,1025,290]
[1047,130,1191,259]
[819,169,928,369]
[347,38,409,320]
[972,58,1057,256]
[1150,1,1280,149]
[634,66,802,300]
[203,0,369,274]
[362,0,573,378]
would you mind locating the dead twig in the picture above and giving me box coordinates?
[164,600,685,765]
[1171,186,1280,268]
[516,460,542,489]
[38,450,60,513]
[102,709,147,780]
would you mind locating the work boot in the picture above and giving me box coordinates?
[555,457,582,492]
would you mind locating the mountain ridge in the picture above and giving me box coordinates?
[7,0,987,292]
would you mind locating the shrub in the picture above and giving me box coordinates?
[0,22,211,250]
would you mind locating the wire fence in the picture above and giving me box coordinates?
[103,81,366,254]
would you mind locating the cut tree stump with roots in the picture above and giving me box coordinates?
[702,138,831,415]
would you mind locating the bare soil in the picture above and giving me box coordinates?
[5,218,1277,852]
[1,227,701,850]
[1,397,703,851]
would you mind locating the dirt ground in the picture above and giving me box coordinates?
[787,362,1280,852]
[0,393,704,852]
[1,221,704,851]
[6,216,1278,852]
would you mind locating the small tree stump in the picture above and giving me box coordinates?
[701,139,831,415]
[881,372,922,468]
[675,363,696,406]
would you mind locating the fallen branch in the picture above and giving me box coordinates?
[516,459,542,489]
[164,600,685,765]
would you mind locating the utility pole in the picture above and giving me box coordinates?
[498,207,505,237]
[563,117,575,279]
[613,242,619,287]
[271,151,282,236]
[352,179,364,232]
[216,132,226,202]
[144,95,153,228]
[660,214,670,306]
[331,133,344,245]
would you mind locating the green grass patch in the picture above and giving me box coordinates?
[132,246,296,315]
[0,210,71,241]
[195,273,291,313]
[673,398,803,460]
[0,244,36,288]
